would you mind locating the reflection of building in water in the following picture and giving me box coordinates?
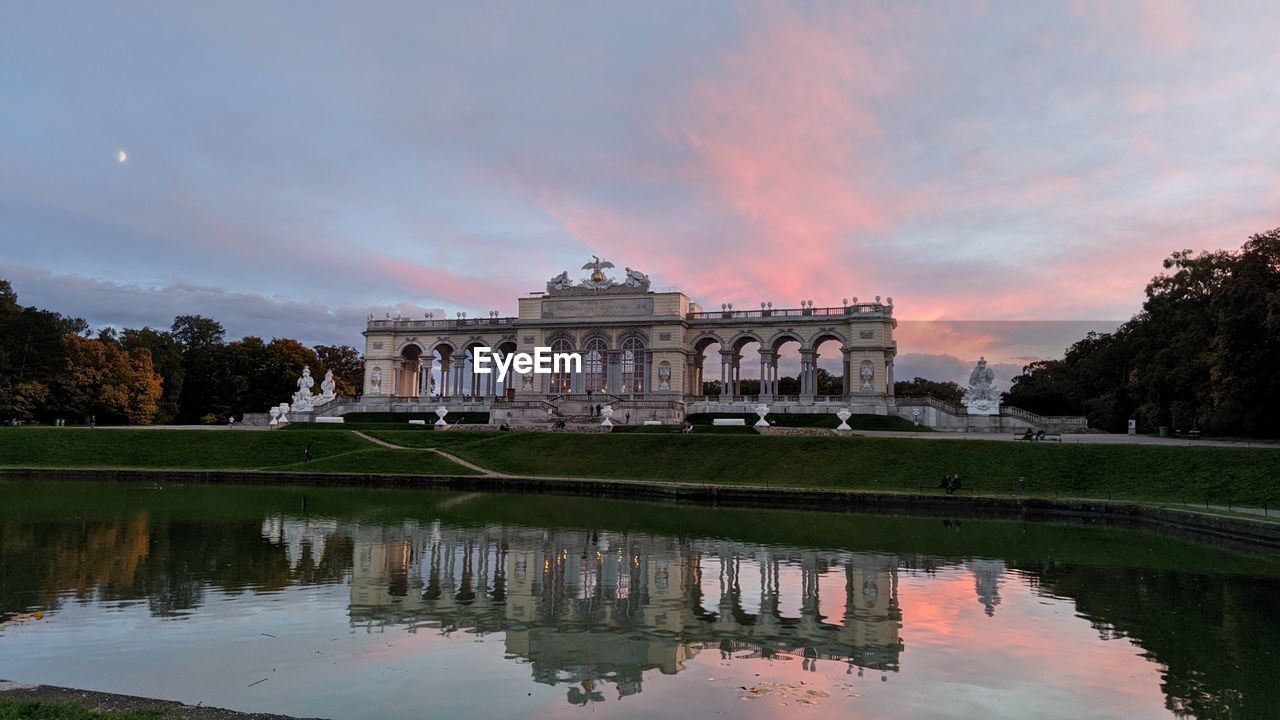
[260,515,339,570]
[345,524,904,703]
[965,559,1005,617]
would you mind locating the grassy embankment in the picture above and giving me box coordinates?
[0,427,475,476]
[3,426,1277,507]
[0,699,158,720]
[366,429,1280,506]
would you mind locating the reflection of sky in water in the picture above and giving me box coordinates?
[0,515,1190,720]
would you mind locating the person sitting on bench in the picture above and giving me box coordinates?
[1020,428,1034,441]
[1035,430,1046,442]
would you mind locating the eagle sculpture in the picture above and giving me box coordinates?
[581,255,615,284]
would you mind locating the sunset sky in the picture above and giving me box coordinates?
[3,1,1277,381]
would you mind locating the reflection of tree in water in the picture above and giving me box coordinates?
[1,513,353,620]
[1019,562,1280,720]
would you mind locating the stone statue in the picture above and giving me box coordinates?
[291,367,315,412]
[547,271,573,293]
[623,266,651,290]
[963,357,1000,415]
[859,361,875,391]
[319,370,336,401]
[657,362,672,390]
[371,367,382,394]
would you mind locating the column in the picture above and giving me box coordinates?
[842,352,852,399]
[424,355,435,398]
[452,358,465,398]
[719,350,733,398]
[758,351,772,401]
[799,350,816,400]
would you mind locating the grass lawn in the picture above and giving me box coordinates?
[0,427,473,475]
[367,430,1280,506]
[0,699,158,720]
[270,447,479,475]
[4,427,1278,507]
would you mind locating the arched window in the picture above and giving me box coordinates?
[584,336,607,392]
[620,337,645,394]
[549,337,574,393]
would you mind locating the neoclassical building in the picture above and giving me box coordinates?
[352,257,897,421]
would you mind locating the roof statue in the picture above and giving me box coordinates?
[544,256,650,295]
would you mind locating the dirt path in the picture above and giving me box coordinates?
[351,431,508,477]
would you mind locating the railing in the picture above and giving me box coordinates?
[896,394,966,416]
[687,303,890,320]
[367,316,518,330]
[1002,405,1089,428]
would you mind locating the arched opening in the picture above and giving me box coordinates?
[431,343,457,399]
[397,344,424,397]
[496,340,518,398]
[692,335,723,397]
[811,334,846,399]
[769,334,803,400]
[728,333,763,400]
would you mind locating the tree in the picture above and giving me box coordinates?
[121,328,185,423]
[314,344,364,397]
[1006,228,1280,436]
[895,377,965,405]
[0,279,85,421]
[59,335,163,424]
[171,315,226,422]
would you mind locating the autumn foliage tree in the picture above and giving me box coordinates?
[59,335,163,424]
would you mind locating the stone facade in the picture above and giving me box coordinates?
[358,263,898,424]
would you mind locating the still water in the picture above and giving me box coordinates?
[1,480,1278,719]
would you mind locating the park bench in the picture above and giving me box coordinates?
[1174,429,1202,440]
[712,418,747,426]
[1013,433,1061,443]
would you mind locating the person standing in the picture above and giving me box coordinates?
[303,445,313,462]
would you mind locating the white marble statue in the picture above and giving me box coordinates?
[547,271,573,293]
[962,357,1001,415]
[319,370,337,402]
[370,367,382,394]
[623,266,651,290]
[291,367,316,412]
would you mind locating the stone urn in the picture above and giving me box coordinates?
[277,403,290,426]
[435,405,449,429]
[601,405,614,427]
[754,404,770,428]
[268,406,281,427]
[836,408,852,431]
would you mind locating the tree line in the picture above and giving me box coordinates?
[0,279,363,425]
[1004,228,1280,437]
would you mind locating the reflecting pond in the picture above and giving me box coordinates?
[2,480,1279,719]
